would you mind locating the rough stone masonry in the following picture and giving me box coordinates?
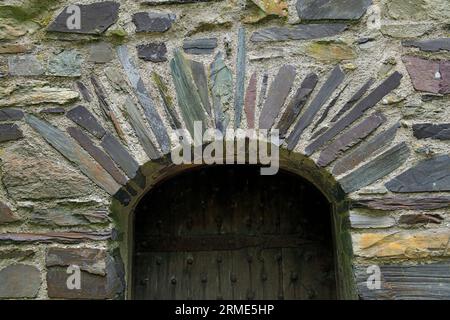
[0,0,450,299]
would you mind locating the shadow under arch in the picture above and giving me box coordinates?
[111,141,356,300]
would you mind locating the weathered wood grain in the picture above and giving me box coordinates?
[305,72,403,156]
[26,115,120,195]
[317,112,386,167]
[386,154,450,193]
[277,73,318,138]
[234,27,246,129]
[333,123,399,176]
[66,105,106,139]
[244,72,257,129]
[339,142,410,193]
[351,196,450,211]
[287,66,344,150]
[259,65,296,130]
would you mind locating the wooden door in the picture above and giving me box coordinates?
[133,166,336,300]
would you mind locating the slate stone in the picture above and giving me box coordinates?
[190,61,212,117]
[333,123,399,176]
[306,41,356,62]
[152,71,182,129]
[48,1,120,35]
[25,115,120,195]
[234,27,246,129]
[100,133,140,182]
[142,0,215,3]
[0,84,79,107]
[339,142,410,193]
[244,72,258,129]
[250,23,347,42]
[133,12,176,33]
[67,105,107,139]
[311,82,348,132]
[398,214,443,225]
[287,66,344,150]
[123,98,161,160]
[386,154,450,193]
[40,107,66,115]
[113,188,133,207]
[170,50,210,136]
[47,50,83,77]
[440,61,450,94]
[352,196,450,211]
[0,108,24,121]
[46,248,124,299]
[305,71,403,156]
[31,209,95,227]
[88,42,114,63]
[210,52,234,132]
[350,213,396,229]
[331,78,375,123]
[0,231,112,243]
[317,112,386,167]
[90,76,126,142]
[355,263,450,300]
[183,38,218,55]
[259,65,296,130]
[75,81,93,102]
[0,249,35,260]
[0,43,32,54]
[277,73,318,138]
[0,264,41,298]
[0,201,18,224]
[403,56,441,94]
[8,55,44,76]
[117,45,171,153]
[137,43,167,62]
[403,38,450,52]
[296,0,372,20]
[258,72,269,109]
[413,123,450,140]
[0,123,23,142]
[67,126,128,185]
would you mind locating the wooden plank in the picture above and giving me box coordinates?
[287,66,345,150]
[339,142,410,193]
[305,72,403,156]
[259,65,296,130]
[333,122,399,176]
[317,112,386,167]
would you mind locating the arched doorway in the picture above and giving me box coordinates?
[132,165,336,300]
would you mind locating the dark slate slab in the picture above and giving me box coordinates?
[137,43,167,62]
[317,112,386,167]
[277,73,318,138]
[244,72,258,129]
[67,105,106,139]
[296,0,372,20]
[190,61,212,116]
[258,72,269,109]
[250,24,347,42]
[386,154,450,193]
[234,27,246,129]
[352,196,450,211]
[333,122,399,176]
[331,78,375,123]
[100,133,140,182]
[0,124,23,143]
[117,45,171,154]
[0,201,18,224]
[183,38,218,55]
[287,66,344,150]
[441,61,450,94]
[75,81,93,103]
[123,98,161,160]
[403,56,441,94]
[48,1,120,35]
[311,82,348,132]
[113,188,132,207]
[259,65,296,130]
[170,50,210,136]
[403,38,450,52]
[398,214,443,225]
[355,263,450,300]
[152,71,183,129]
[67,126,128,185]
[305,71,403,156]
[413,123,450,140]
[339,142,410,194]
[210,52,233,132]
[0,231,112,243]
[25,115,120,195]
[132,12,176,33]
[40,107,66,115]
[0,264,41,298]
[0,108,24,121]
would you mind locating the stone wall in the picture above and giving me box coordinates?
[0,0,449,299]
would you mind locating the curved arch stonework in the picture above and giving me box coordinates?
[0,0,450,300]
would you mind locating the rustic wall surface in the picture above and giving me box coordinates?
[0,0,450,299]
